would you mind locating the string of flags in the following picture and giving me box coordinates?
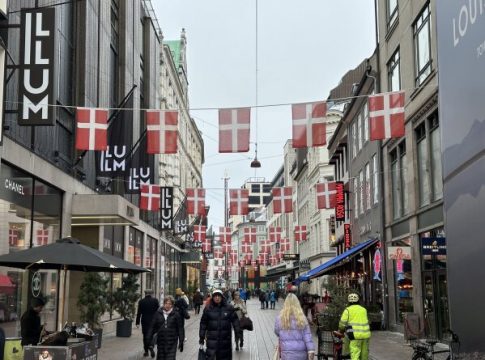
[74,90,406,152]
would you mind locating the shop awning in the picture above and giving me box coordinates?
[295,238,378,284]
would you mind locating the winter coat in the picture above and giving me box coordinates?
[136,295,160,333]
[175,297,190,321]
[193,292,203,305]
[259,292,266,302]
[21,308,42,346]
[146,308,184,360]
[270,292,276,302]
[230,300,247,320]
[274,315,315,360]
[199,299,240,359]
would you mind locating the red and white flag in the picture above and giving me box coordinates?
[194,225,207,242]
[229,189,249,215]
[8,229,19,247]
[280,238,290,252]
[219,108,250,153]
[239,260,246,267]
[214,248,223,259]
[316,182,337,209]
[369,91,405,140]
[272,187,293,213]
[292,102,327,148]
[202,240,211,253]
[219,227,231,244]
[260,240,270,254]
[244,254,252,263]
[75,107,108,151]
[244,227,257,243]
[186,188,206,215]
[222,242,232,253]
[146,110,178,154]
[259,253,268,265]
[270,255,278,266]
[241,243,252,254]
[269,227,281,243]
[294,225,307,242]
[36,229,49,246]
[140,184,160,211]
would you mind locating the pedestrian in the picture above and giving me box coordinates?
[175,288,190,342]
[21,297,45,346]
[259,290,266,309]
[338,293,371,360]
[239,288,246,305]
[192,289,203,315]
[265,290,270,309]
[230,292,247,351]
[199,289,240,359]
[136,290,160,357]
[274,293,315,360]
[146,296,184,360]
[270,290,276,309]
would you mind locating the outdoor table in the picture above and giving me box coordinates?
[23,339,97,360]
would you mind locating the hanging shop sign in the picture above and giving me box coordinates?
[421,237,447,255]
[31,271,41,297]
[18,8,56,125]
[335,181,345,221]
[160,187,173,230]
[344,223,351,250]
[387,246,412,260]
[373,248,382,281]
[283,254,299,261]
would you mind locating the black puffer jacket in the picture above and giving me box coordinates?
[199,299,240,359]
[146,308,184,360]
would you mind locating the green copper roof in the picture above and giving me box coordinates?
[164,40,181,69]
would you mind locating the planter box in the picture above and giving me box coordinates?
[116,319,132,337]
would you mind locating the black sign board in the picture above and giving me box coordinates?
[160,187,174,230]
[18,8,56,125]
[422,237,446,256]
[344,223,351,250]
[283,254,300,261]
[204,253,214,260]
[335,181,345,221]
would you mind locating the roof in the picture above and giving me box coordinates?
[164,40,181,69]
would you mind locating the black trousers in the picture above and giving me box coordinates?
[194,304,201,314]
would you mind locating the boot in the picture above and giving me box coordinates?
[240,338,244,348]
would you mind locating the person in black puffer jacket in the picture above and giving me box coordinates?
[199,289,240,360]
[146,296,184,360]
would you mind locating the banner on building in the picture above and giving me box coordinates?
[125,134,155,194]
[18,8,56,125]
[335,181,345,221]
[421,238,446,256]
[160,187,174,230]
[344,223,351,250]
[387,246,412,260]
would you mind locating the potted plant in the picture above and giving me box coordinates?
[111,273,140,337]
[366,304,383,330]
[77,273,109,348]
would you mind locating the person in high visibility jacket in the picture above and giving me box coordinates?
[338,293,371,360]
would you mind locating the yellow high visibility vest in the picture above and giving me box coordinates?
[339,304,371,340]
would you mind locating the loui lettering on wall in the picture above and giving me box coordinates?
[18,8,56,125]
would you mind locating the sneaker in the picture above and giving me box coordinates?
[149,348,155,358]
[240,340,243,348]
[184,337,188,343]
[236,345,239,351]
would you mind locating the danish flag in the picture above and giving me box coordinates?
[269,227,281,243]
[194,225,207,242]
[229,189,249,215]
[259,253,268,265]
[244,228,257,244]
[140,184,160,211]
[202,239,211,253]
[272,187,293,213]
[231,250,238,263]
[270,255,277,266]
[146,110,178,154]
[294,225,307,242]
[8,229,19,247]
[36,229,49,246]
[369,91,405,140]
[316,182,337,209]
[280,238,290,252]
[222,242,232,253]
[241,243,252,254]
[244,254,252,263]
[75,107,108,151]
[218,108,250,153]
[214,248,223,259]
[260,240,270,254]
[292,102,327,148]
[219,227,231,244]
[186,188,206,215]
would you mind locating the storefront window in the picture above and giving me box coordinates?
[392,238,413,323]
[0,163,62,336]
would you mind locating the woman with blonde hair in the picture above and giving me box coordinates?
[274,293,315,360]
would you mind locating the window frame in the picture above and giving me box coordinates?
[388,48,401,92]
[387,0,399,30]
[414,4,433,86]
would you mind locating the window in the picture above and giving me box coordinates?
[387,0,398,29]
[392,238,413,323]
[357,114,362,152]
[372,154,379,205]
[430,115,443,200]
[365,163,371,210]
[352,122,357,158]
[359,170,364,215]
[353,178,359,219]
[251,184,261,193]
[388,49,401,92]
[414,5,432,86]
[363,102,369,143]
[390,141,408,219]
[416,123,430,207]
[249,196,260,205]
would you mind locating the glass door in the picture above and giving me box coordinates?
[423,269,450,339]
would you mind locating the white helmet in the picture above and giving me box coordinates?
[348,293,359,303]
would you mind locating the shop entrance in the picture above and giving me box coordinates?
[423,269,450,339]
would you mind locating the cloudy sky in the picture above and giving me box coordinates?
[154,1,376,229]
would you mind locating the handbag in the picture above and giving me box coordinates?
[239,315,254,331]
[198,347,208,360]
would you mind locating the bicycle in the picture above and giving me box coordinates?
[411,330,460,360]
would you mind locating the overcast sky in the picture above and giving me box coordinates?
[154,1,376,229]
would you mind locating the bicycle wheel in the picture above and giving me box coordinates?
[412,352,431,360]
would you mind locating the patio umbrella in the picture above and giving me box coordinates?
[0,237,149,328]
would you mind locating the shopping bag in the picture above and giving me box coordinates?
[239,316,254,331]
[4,338,23,360]
[198,347,208,360]
[272,344,280,360]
